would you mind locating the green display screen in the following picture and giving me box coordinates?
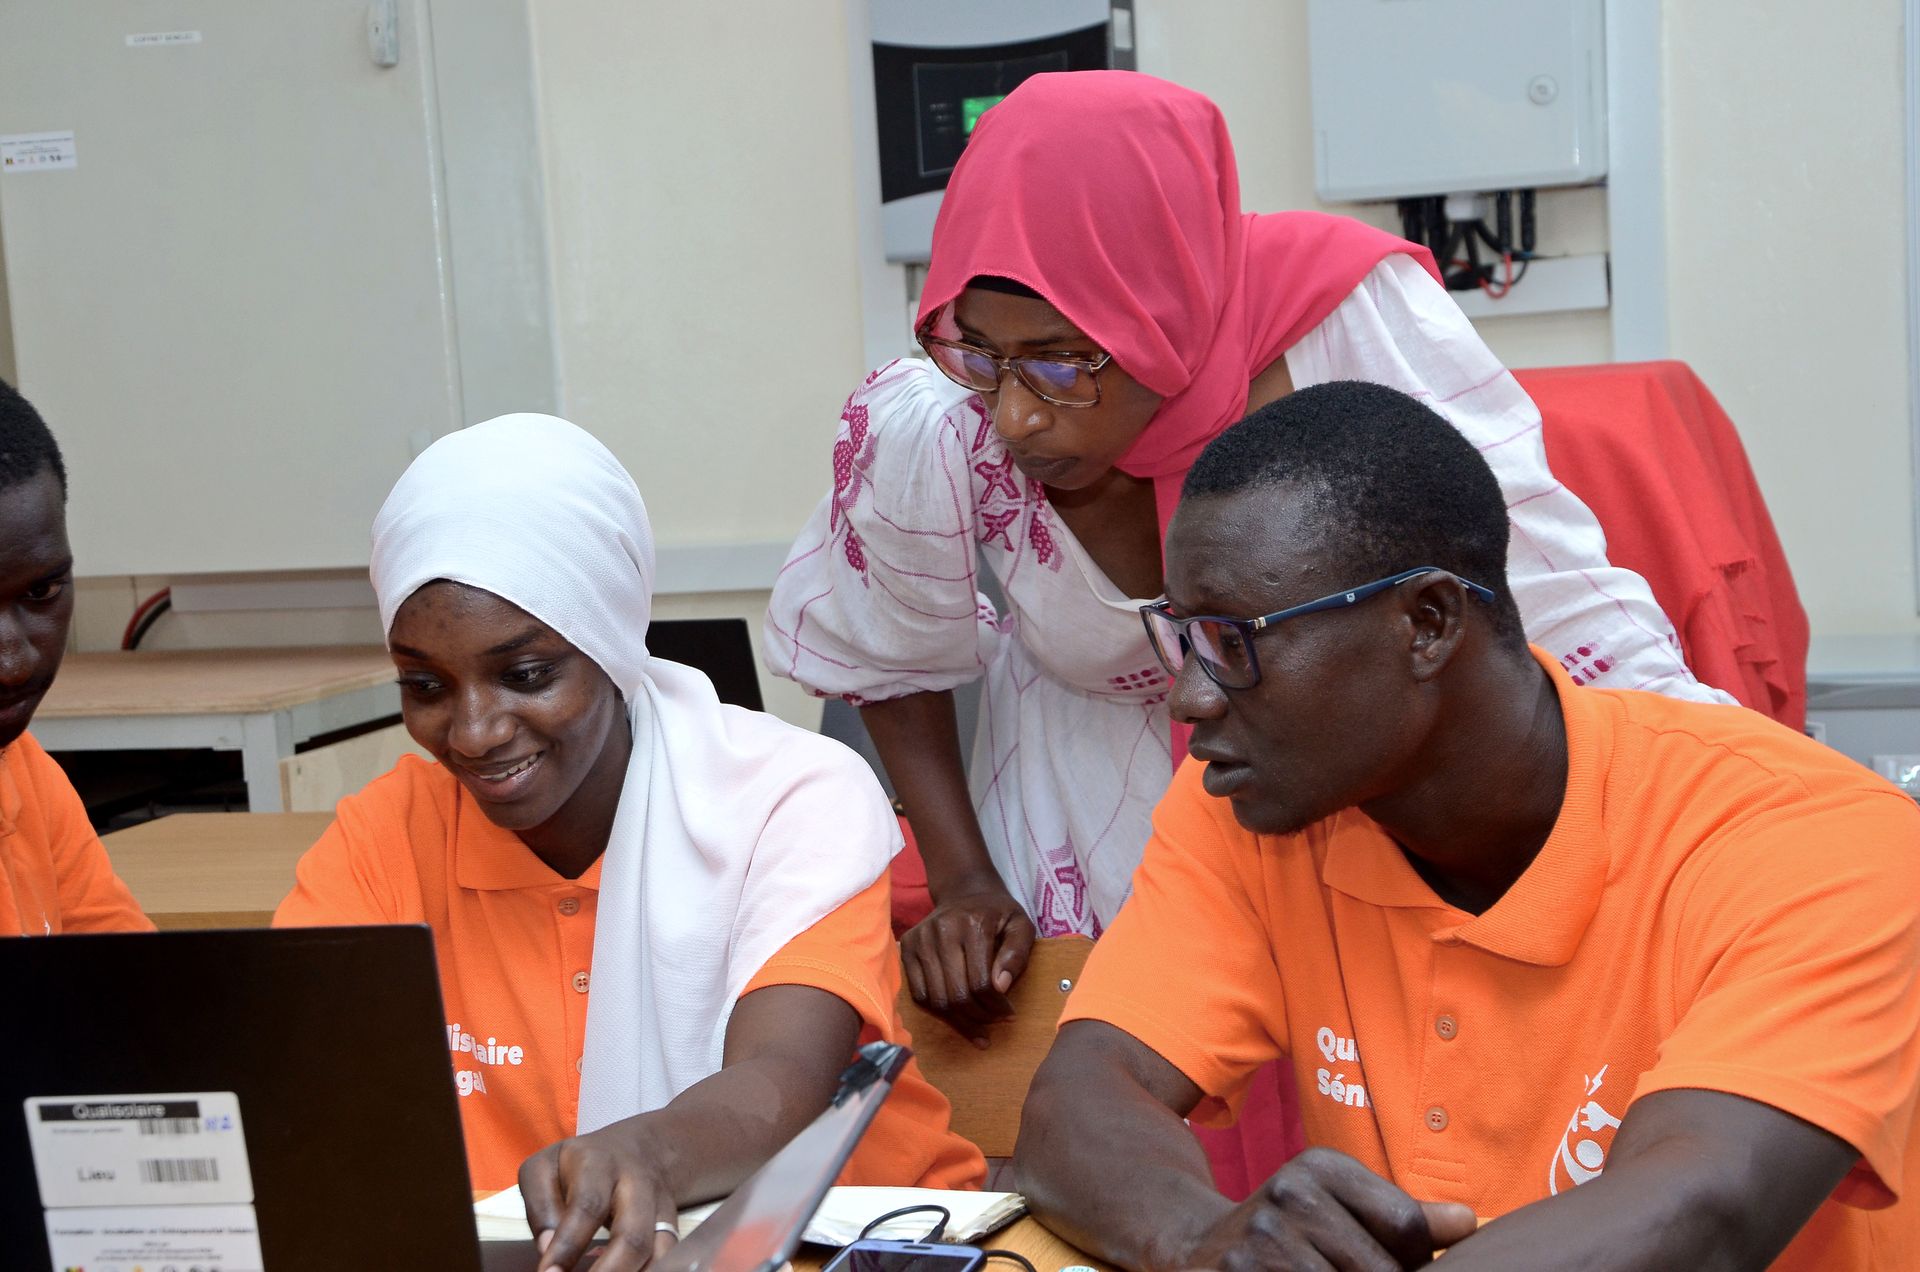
[962,93,1008,135]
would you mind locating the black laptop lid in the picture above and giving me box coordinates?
[658,1040,910,1272]
[0,925,482,1271]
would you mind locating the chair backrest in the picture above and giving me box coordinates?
[279,721,431,811]
[897,936,1094,1159]
[1517,360,1809,727]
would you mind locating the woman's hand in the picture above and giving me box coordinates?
[901,878,1037,1047]
[520,1118,680,1272]
[520,985,860,1272]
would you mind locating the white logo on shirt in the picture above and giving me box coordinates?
[446,1020,526,1098]
[1548,1065,1623,1194]
[1314,1026,1368,1109]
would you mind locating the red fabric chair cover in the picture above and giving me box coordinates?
[1517,361,1809,728]
[889,816,935,936]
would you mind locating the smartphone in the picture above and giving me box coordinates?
[822,1238,987,1272]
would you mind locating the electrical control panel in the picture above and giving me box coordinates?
[869,1,1133,262]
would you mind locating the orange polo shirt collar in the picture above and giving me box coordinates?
[0,741,24,840]
[452,806,604,893]
[1321,654,1612,966]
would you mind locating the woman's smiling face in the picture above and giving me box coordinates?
[387,580,629,837]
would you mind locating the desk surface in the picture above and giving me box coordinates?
[38,646,395,717]
[104,811,328,929]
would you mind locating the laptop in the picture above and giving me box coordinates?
[0,925,909,1272]
[484,1040,912,1272]
[0,925,478,1270]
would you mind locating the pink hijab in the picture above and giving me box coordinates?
[916,71,1440,533]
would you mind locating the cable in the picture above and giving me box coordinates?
[127,596,173,650]
[1477,251,1516,300]
[858,1204,950,1243]
[981,1250,1039,1272]
[121,586,172,650]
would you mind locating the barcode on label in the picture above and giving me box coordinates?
[137,1117,202,1136]
[139,1157,220,1184]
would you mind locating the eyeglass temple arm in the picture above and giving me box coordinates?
[1245,570,1497,630]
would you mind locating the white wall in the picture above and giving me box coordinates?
[1138,0,1914,637]
[1665,0,1914,635]
[1132,0,1614,369]
[0,213,13,384]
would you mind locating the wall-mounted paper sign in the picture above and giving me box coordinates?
[128,30,204,47]
[0,132,77,173]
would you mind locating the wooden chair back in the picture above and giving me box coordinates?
[278,721,430,811]
[897,936,1095,1159]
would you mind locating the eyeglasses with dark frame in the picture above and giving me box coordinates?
[1140,567,1498,691]
[916,327,1114,407]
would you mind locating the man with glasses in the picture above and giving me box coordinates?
[1011,381,1919,1270]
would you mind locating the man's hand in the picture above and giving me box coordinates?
[1180,1147,1476,1271]
[520,1118,680,1272]
[900,880,1037,1047]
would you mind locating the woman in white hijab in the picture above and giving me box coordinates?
[276,415,983,1272]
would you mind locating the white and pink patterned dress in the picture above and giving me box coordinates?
[765,257,1731,938]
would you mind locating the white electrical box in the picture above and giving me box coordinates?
[1308,0,1607,202]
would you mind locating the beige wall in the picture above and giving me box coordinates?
[39,0,1920,687]
[1665,0,1914,635]
[526,0,867,553]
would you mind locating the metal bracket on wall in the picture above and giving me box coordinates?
[368,0,400,68]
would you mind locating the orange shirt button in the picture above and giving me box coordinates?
[557,896,581,916]
[1425,1105,1449,1132]
[1435,1014,1459,1041]
[576,1057,584,1074]
[571,971,590,993]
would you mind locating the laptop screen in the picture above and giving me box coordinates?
[656,1041,911,1272]
[0,925,480,1271]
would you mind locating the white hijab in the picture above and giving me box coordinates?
[370,414,900,1130]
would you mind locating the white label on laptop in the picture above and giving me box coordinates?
[25,1091,255,1207]
[44,1202,263,1271]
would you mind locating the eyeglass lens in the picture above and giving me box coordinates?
[1146,610,1258,690]
[926,341,1098,404]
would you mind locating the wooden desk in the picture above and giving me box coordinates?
[104,811,329,928]
[32,646,399,811]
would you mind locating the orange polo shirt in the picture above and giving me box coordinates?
[1064,650,1920,1269]
[274,755,982,1192]
[0,732,152,937]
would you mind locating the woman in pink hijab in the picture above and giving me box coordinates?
[766,71,1725,1194]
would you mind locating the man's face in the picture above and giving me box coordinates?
[0,469,73,749]
[1162,485,1433,836]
